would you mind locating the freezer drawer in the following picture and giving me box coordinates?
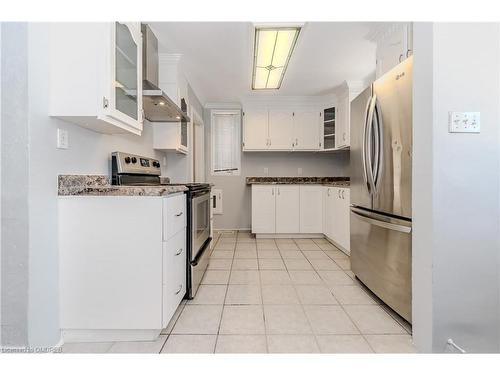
[350,207,412,323]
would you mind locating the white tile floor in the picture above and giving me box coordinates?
[61,231,416,354]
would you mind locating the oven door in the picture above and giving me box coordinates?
[191,191,211,261]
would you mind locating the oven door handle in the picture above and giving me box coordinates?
[191,237,212,267]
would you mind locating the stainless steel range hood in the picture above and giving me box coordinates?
[142,24,190,123]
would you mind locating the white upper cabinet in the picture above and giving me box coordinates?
[322,81,365,151]
[153,55,189,154]
[243,109,269,150]
[49,22,143,135]
[269,110,294,150]
[243,107,320,152]
[372,23,413,79]
[293,110,321,150]
[335,92,350,149]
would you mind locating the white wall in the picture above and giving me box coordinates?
[1,22,30,348]
[204,106,350,230]
[411,22,434,353]
[413,22,500,353]
[2,23,198,347]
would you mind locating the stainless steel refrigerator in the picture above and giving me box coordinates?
[350,57,413,323]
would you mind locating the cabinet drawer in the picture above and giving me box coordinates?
[163,194,186,241]
[162,229,187,327]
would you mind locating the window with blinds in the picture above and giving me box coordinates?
[211,110,241,176]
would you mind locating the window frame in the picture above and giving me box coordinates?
[210,109,242,176]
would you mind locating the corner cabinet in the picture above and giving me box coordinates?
[49,22,144,135]
[251,184,350,254]
[323,186,350,253]
[322,81,366,152]
[243,108,321,152]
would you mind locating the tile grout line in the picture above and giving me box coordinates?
[214,232,237,353]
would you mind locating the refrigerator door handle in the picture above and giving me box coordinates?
[365,96,377,194]
[372,98,384,192]
[362,96,372,192]
[351,207,412,233]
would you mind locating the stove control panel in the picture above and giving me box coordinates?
[111,152,161,176]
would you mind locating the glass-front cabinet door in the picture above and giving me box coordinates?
[107,22,143,132]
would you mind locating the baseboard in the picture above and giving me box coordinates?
[324,236,350,255]
[61,329,162,343]
[256,233,324,239]
[214,228,251,232]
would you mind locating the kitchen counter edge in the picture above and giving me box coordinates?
[246,177,350,188]
[58,175,188,197]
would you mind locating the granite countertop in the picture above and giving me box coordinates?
[58,175,188,196]
[246,176,350,187]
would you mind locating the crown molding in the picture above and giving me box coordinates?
[365,22,410,44]
[205,102,242,109]
[158,53,183,65]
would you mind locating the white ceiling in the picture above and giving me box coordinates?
[149,22,377,104]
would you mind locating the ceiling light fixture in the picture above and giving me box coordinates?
[252,26,301,90]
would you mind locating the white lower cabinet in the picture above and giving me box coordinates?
[323,186,350,253]
[251,184,350,253]
[162,194,187,328]
[252,184,321,235]
[251,185,276,233]
[300,185,323,233]
[59,196,163,340]
[59,193,186,343]
[275,185,300,233]
[162,228,186,327]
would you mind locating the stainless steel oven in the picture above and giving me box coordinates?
[111,151,211,299]
[191,192,210,260]
[186,184,212,298]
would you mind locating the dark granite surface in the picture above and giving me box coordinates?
[246,176,350,187]
[58,175,187,196]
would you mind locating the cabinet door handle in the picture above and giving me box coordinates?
[327,188,330,196]
[338,190,341,199]
[174,285,182,295]
[341,190,345,199]
[343,132,346,141]
[272,188,274,196]
[175,212,183,217]
[296,138,298,146]
[278,188,280,195]
[175,248,183,256]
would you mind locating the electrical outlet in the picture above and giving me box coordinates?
[263,167,269,176]
[298,168,303,176]
[449,112,480,133]
[57,128,69,149]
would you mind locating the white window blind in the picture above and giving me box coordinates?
[211,111,241,176]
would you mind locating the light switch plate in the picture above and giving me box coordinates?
[448,112,480,133]
[57,128,69,149]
